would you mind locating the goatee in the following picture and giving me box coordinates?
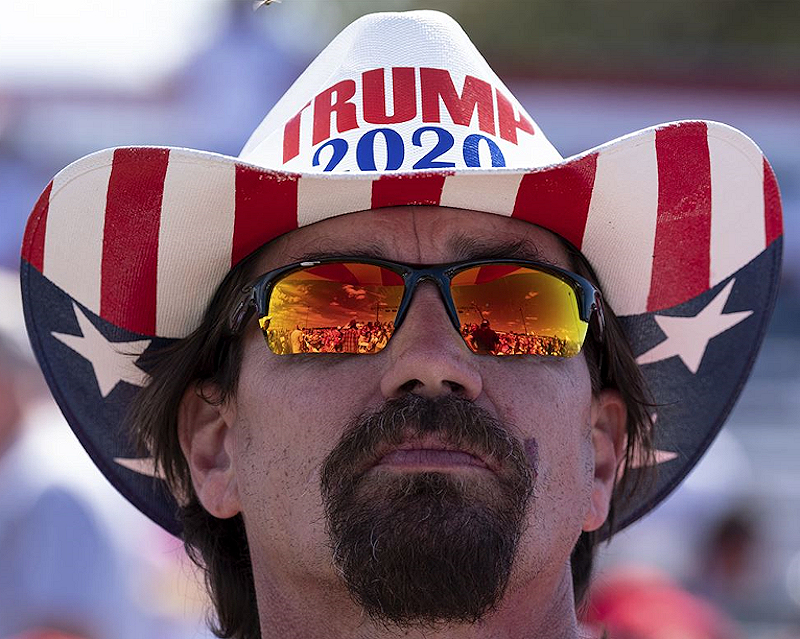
[320,394,535,629]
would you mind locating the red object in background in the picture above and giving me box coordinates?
[581,567,742,639]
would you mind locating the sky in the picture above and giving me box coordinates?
[0,0,225,91]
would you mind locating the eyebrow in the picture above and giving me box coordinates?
[287,240,395,263]
[288,232,556,266]
[444,233,556,265]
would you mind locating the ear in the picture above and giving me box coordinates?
[178,382,241,519]
[582,388,627,532]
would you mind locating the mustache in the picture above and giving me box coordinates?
[320,394,535,497]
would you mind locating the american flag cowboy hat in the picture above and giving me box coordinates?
[20,11,783,538]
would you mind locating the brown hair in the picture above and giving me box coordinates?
[128,249,261,639]
[128,239,655,638]
[561,239,657,604]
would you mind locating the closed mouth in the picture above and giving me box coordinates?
[371,435,496,472]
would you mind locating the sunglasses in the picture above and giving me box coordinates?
[230,257,604,357]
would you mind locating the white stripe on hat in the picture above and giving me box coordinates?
[156,154,237,338]
[297,175,373,228]
[44,157,112,316]
[440,173,522,216]
[582,130,659,317]
[708,124,766,288]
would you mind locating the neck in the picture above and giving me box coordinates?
[253,562,585,639]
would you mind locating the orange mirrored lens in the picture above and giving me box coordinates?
[262,263,404,354]
[451,265,587,357]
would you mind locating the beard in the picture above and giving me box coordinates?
[320,394,535,629]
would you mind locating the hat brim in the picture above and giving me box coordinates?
[21,119,783,539]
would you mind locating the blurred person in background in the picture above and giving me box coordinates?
[687,507,763,620]
[0,269,209,639]
[17,9,783,639]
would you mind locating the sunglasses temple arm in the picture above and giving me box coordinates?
[593,291,606,343]
[229,287,257,334]
[590,291,607,377]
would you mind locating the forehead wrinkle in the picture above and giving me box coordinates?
[410,205,423,263]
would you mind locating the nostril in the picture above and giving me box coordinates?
[400,379,422,394]
[444,380,465,394]
[397,378,466,396]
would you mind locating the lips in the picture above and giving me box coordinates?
[373,436,493,471]
[379,449,488,468]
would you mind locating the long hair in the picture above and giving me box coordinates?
[128,248,262,639]
[561,240,657,605]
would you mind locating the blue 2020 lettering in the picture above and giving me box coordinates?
[312,138,348,171]
[412,126,456,169]
[463,133,505,168]
[313,126,506,172]
[356,129,404,171]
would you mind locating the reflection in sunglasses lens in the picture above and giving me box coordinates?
[257,262,587,358]
[263,263,404,354]
[451,265,587,357]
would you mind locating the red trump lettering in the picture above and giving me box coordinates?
[283,102,311,164]
[313,79,359,146]
[420,68,495,135]
[496,89,535,144]
[362,67,417,125]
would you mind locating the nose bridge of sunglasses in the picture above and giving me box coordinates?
[397,273,464,335]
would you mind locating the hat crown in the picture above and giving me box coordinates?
[239,10,562,173]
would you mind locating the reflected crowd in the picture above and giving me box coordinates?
[267,320,394,354]
[460,322,573,356]
[266,320,572,356]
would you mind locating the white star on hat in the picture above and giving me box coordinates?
[52,302,151,398]
[115,456,188,503]
[636,279,753,375]
[115,456,159,477]
[623,413,679,474]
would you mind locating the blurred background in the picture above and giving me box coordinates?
[0,1,797,638]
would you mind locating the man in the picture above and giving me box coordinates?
[470,319,501,354]
[289,324,304,354]
[20,10,782,639]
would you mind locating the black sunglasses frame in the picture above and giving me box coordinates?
[229,257,605,352]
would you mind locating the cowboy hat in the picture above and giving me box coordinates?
[20,10,782,538]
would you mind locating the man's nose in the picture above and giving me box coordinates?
[379,284,483,400]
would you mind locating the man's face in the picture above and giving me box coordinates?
[186,206,619,627]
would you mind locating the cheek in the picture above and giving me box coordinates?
[484,358,595,552]
[534,361,595,503]
[483,355,593,449]
[231,343,382,533]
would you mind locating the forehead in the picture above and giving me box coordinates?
[254,206,572,272]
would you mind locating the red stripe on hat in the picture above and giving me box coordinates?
[101,148,169,335]
[647,123,711,312]
[764,158,782,245]
[232,167,299,266]
[21,181,53,272]
[371,173,448,209]
[511,153,597,249]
